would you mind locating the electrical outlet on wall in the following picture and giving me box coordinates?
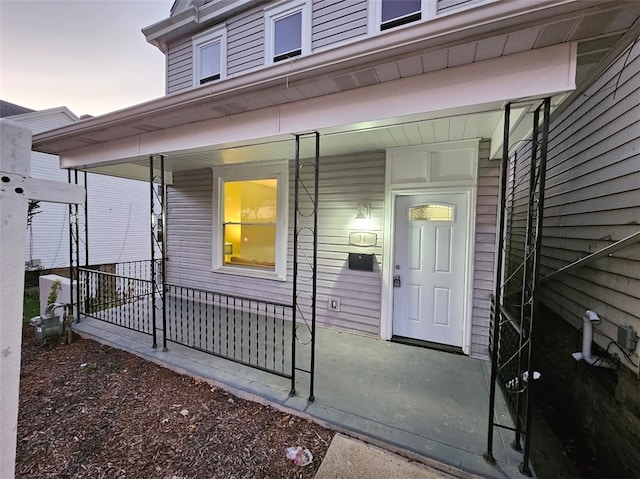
[328,297,340,312]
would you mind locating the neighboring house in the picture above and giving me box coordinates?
[29,0,640,470]
[1,100,151,270]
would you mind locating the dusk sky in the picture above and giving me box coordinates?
[1,0,173,117]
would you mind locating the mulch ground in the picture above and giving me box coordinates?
[16,325,334,478]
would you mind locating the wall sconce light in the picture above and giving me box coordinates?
[355,201,371,220]
[224,242,234,255]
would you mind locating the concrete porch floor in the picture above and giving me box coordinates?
[72,316,526,478]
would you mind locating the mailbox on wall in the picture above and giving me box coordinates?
[348,253,374,272]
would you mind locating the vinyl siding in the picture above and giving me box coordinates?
[15,111,150,269]
[166,144,497,347]
[437,0,485,14]
[26,159,151,269]
[227,8,264,75]
[471,140,498,358]
[312,0,368,51]
[506,43,640,370]
[166,37,193,94]
[165,151,385,336]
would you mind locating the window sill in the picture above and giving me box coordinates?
[212,265,286,282]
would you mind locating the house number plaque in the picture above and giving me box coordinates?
[349,232,377,247]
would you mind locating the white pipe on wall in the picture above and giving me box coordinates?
[572,310,614,368]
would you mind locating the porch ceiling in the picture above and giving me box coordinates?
[83,97,564,180]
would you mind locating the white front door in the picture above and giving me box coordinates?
[392,192,469,347]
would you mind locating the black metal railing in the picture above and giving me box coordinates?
[165,284,293,379]
[490,297,531,435]
[78,265,155,335]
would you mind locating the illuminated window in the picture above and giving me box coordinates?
[408,204,454,221]
[213,163,288,280]
[193,27,227,86]
[223,179,277,270]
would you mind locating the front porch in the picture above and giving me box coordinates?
[72,309,522,478]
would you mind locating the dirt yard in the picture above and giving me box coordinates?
[16,325,334,478]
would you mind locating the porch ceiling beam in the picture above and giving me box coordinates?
[58,43,576,171]
[84,163,174,185]
[489,106,529,160]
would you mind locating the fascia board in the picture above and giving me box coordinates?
[57,44,576,170]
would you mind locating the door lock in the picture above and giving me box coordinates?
[393,275,401,287]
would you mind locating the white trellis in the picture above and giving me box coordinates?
[0,119,85,478]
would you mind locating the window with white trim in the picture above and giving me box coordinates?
[212,163,289,280]
[381,0,422,30]
[265,0,310,65]
[192,27,227,86]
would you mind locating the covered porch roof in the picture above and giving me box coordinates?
[31,1,640,181]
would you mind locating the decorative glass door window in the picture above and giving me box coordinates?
[408,204,454,222]
[223,179,278,270]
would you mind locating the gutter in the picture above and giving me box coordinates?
[33,0,623,152]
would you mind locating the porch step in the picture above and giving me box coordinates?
[315,434,481,479]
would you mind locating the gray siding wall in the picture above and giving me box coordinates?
[507,43,640,370]
[228,8,264,75]
[165,143,497,349]
[165,151,385,336]
[312,0,368,51]
[471,140,498,358]
[163,0,491,95]
[437,0,484,14]
[166,37,193,94]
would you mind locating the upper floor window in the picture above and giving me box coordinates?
[381,0,422,30]
[265,0,310,65]
[192,27,227,86]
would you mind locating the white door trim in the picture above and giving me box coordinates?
[380,141,478,355]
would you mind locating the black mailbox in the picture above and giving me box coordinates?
[348,253,374,272]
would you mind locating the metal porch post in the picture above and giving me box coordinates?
[520,97,551,475]
[309,131,320,402]
[150,156,157,348]
[513,106,541,452]
[160,155,167,351]
[291,132,320,400]
[484,102,511,464]
[149,154,167,350]
[291,136,300,396]
[68,169,84,322]
[83,172,89,317]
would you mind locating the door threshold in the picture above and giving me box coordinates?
[391,336,464,355]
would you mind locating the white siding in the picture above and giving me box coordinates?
[14,110,150,269]
[506,43,640,370]
[227,8,264,75]
[167,38,193,94]
[312,0,368,51]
